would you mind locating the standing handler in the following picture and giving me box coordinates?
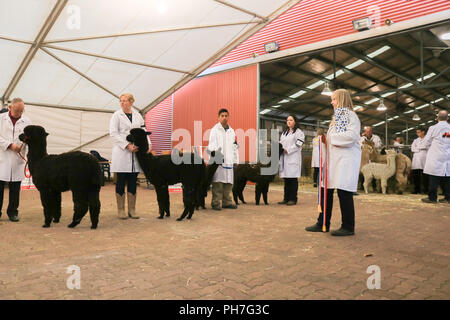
[110,93,151,219]
[305,89,361,236]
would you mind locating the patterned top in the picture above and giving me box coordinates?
[331,107,350,133]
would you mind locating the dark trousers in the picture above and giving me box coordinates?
[0,181,22,217]
[283,178,298,202]
[313,167,319,185]
[115,172,139,196]
[428,175,450,201]
[316,188,355,231]
[412,169,428,194]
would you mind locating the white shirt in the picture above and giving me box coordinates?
[279,128,305,178]
[360,134,382,149]
[411,137,428,170]
[419,121,450,177]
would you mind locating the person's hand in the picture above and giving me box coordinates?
[9,143,22,153]
[320,135,327,144]
[146,147,152,154]
[126,144,138,153]
[283,149,287,154]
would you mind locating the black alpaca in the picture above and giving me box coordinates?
[19,125,102,229]
[233,163,276,205]
[195,149,222,210]
[126,128,206,221]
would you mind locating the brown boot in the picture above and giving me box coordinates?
[127,193,139,219]
[116,193,127,219]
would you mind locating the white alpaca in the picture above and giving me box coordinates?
[361,149,396,194]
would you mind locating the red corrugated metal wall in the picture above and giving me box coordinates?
[145,95,172,155]
[214,0,450,66]
[172,65,258,162]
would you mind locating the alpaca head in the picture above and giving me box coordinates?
[19,125,49,149]
[126,128,151,151]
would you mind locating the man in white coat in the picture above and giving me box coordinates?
[360,126,382,150]
[0,98,31,222]
[208,108,239,210]
[110,93,151,219]
[420,110,450,203]
[411,127,428,194]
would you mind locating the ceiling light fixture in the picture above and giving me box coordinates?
[321,82,332,96]
[377,98,387,111]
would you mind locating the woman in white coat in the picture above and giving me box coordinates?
[110,93,150,219]
[305,89,361,236]
[311,128,325,188]
[411,127,428,194]
[278,115,305,205]
[0,98,31,222]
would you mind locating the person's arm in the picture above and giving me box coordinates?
[286,130,305,155]
[330,113,360,148]
[410,139,419,153]
[207,127,218,152]
[109,113,129,150]
[418,126,435,150]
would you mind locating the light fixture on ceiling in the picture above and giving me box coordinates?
[321,82,332,96]
[440,32,450,40]
[412,112,421,121]
[352,17,371,31]
[377,98,387,111]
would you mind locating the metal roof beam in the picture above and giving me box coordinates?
[213,0,268,22]
[2,0,68,101]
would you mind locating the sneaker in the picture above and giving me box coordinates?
[438,198,450,203]
[331,227,354,236]
[421,198,437,204]
[305,224,329,232]
[286,201,297,206]
[278,200,288,205]
[222,204,237,209]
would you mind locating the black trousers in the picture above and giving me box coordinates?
[316,188,355,231]
[283,178,298,202]
[428,175,450,201]
[313,167,319,185]
[412,169,428,194]
[0,180,22,217]
[115,172,139,196]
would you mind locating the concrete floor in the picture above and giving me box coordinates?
[0,182,448,300]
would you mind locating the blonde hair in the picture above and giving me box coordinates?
[120,93,135,104]
[332,89,353,110]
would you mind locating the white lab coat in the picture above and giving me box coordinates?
[109,109,150,173]
[419,121,450,177]
[360,134,382,149]
[0,112,32,181]
[411,137,428,170]
[279,128,305,178]
[324,110,362,192]
[208,122,239,184]
[311,136,325,168]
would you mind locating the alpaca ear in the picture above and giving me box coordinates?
[45,132,49,136]
[146,131,152,135]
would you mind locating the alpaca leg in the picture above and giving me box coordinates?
[88,188,101,229]
[381,179,388,194]
[154,185,166,219]
[179,186,195,221]
[255,183,262,205]
[238,180,247,204]
[163,184,170,217]
[263,184,269,205]
[53,192,62,223]
[363,175,371,194]
[39,190,53,228]
[232,184,239,205]
[68,191,88,228]
[187,188,197,219]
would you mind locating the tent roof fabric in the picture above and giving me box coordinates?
[0,0,298,114]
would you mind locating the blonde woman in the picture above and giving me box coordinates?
[305,89,361,236]
[110,93,150,219]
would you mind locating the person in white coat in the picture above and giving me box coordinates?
[360,126,382,150]
[419,110,450,203]
[278,115,305,205]
[110,93,151,219]
[207,108,239,210]
[411,127,429,194]
[0,98,31,222]
[311,128,325,188]
[305,89,361,236]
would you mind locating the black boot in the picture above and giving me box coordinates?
[305,224,329,232]
[331,227,354,236]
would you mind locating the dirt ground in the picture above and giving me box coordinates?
[0,181,449,300]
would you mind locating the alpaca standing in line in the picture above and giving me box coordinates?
[361,149,397,194]
[19,125,102,229]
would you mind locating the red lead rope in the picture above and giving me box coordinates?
[17,143,31,178]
